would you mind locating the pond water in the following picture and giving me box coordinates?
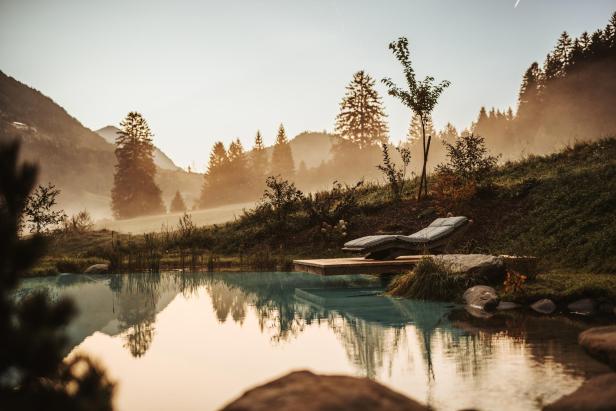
[18,272,610,411]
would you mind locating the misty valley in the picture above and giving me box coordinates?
[1,3,616,411]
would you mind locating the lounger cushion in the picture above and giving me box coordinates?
[343,234,414,249]
[343,216,468,250]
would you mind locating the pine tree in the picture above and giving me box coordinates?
[439,123,458,145]
[0,141,115,410]
[517,62,542,117]
[335,70,389,149]
[199,141,229,207]
[251,130,268,180]
[111,112,164,219]
[169,190,187,213]
[270,124,295,178]
[227,138,250,200]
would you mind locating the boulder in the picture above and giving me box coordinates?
[220,370,428,411]
[496,301,520,310]
[567,298,596,315]
[463,285,499,311]
[531,298,556,315]
[543,373,616,411]
[578,326,616,370]
[434,254,506,283]
[84,263,109,274]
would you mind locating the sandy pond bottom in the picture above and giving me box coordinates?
[18,272,611,411]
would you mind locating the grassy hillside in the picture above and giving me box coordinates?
[42,137,616,276]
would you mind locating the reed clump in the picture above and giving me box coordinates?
[387,257,473,301]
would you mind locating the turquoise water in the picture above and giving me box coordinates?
[18,272,610,411]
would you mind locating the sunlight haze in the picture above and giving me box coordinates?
[1,0,614,171]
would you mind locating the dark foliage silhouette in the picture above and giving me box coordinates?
[0,140,114,410]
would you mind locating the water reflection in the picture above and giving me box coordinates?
[17,272,612,410]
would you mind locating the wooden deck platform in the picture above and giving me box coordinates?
[294,254,539,276]
[293,255,427,276]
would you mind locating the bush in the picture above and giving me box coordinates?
[387,257,473,301]
[303,180,362,225]
[376,143,411,201]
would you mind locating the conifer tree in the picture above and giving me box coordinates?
[270,124,295,179]
[0,141,115,410]
[199,141,229,207]
[111,112,164,219]
[227,138,250,199]
[335,70,389,149]
[251,130,268,179]
[169,190,187,213]
[517,62,542,117]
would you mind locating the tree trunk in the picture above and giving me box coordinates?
[417,115,427,201]
[422,135,432,197]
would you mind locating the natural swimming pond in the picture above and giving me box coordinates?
[17,272,611,411]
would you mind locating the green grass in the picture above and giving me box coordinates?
[28,137,616,278]
[500,271,616,304]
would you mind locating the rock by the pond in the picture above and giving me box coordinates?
[531,298,556,314]
[220,370,428,411]
[543,373,616,411]
[434,254,505,282]
[463,285,499,311]
[464,305,494,319]
[578,326,616,370]
[567,298,596,315]
[497,301,520,310]
[84,263,109,274]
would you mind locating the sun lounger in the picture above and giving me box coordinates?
[342,216,471,260]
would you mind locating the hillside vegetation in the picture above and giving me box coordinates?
[41,137,616,275]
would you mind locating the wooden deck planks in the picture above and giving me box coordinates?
[293,255,428,276]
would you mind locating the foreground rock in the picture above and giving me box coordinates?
[84,263,109,274]
[220,370,428,411]
[463,285,499,311]
[531,298,556,314]
[567,298,596,315]
[578,326,616,370]
[543,373,616,411]
[434,254,505,282]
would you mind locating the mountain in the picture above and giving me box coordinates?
[95,125,181,171]
[264,131,340,169]
[0,70,203,218]
[0,70,116,217]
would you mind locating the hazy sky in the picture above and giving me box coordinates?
[1,0,615,171]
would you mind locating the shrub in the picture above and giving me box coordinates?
[376,143,411,201]
[303,180,362,225]
[62,210,94,234]
[387,257,472,301]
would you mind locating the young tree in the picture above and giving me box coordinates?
[0,141,115,410]
[335,70,388,149]
[382,37,450,200]
[436,133,499,184]
[270,124,295,179]
[199,141,229,207]
[170,190,187,213]
[111,112,165,219]
[23,182,67,234]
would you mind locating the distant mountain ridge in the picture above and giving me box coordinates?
[0,70,202,218]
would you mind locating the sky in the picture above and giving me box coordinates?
[1,0,615,171]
